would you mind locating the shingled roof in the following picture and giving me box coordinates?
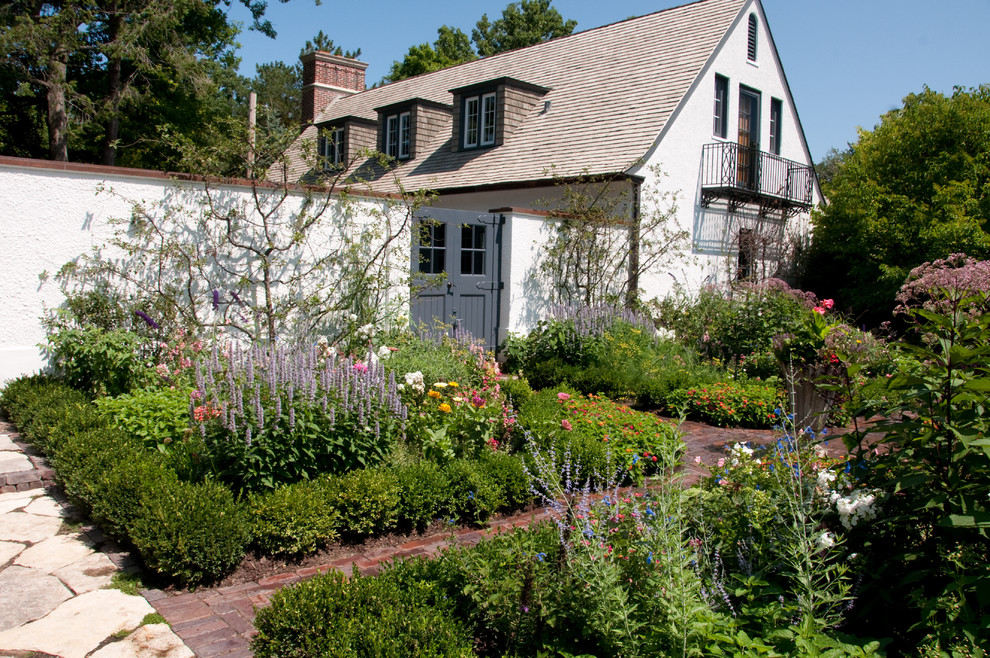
[285,0,747,193]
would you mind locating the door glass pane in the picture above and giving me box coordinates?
[460,225,485,275]
[418,222,446,274]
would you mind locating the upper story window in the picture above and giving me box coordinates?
[385,111,411,160]
[318,127,345,168]
[747,13,758,62]
[714,74,729,138]
[464,92,497,149]
[769,97,782,155]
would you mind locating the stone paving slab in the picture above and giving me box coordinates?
[0,452,32,474]
[53,550,118,594]
[0,540,25,565]
[90,623,194,658]
[15,534,95,573]
[0,434,19,451]
[22,495,66,518]
[0,588,155,658]
[0,565,72,632]
[0,510,63,543]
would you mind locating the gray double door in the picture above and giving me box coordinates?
[410,208,503,349]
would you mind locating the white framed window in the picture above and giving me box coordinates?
[463,92,497,148]
[713,74,729,138]
[319,127,345,168]
[385,111,411,159]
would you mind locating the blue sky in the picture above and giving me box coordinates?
[228,0,990,162]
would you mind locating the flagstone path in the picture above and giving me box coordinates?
[0,420,193,658]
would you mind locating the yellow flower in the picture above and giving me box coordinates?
[428,390,441,399]
[448,382,459,387]
[439,403,452,413]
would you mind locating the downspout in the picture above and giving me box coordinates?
[625,181,642,308]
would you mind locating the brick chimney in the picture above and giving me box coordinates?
[300,51,368,124]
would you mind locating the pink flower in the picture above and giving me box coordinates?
[561,419,573,431]
[352,362,368,373]
[472,395,485,408]
[822,298,835,309]
[813,306,826,315]
[694,456,702,464]
[558,392,570,401]
[717,458,725,468]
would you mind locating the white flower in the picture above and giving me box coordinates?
[397,383,405,391]
[816,470,837,489]
[348,313,358,322]
[835,489,879,530]
[816,531,836,550]
[357,323,375,338]
[404,371,425,394]
[433,382,448,389]
[377,345,392,361]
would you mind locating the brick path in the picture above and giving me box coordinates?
[145,418,875,657]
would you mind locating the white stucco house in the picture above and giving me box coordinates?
[285,0,822,349]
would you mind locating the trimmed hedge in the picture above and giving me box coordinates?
[248,480,340,555]
[252,564,474,657]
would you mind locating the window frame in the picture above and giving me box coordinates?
[713,74,729,138]
[769,97,782,155]
[318,127,346,168]
[385,111,411,160]
[463,91,497,149]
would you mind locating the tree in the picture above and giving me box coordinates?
[385,26,476,82]
[385,0,575,83]
[301,30,361,60]
[249,61,302,130]
[472,0,576,57]
[0,0,285,166]
[537,166,687,308]
[802,86,990,325]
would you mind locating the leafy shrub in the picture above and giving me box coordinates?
[0,376,90,451]
[252,564,474,657]
[668,381,785,428]
[321,467,401,537]
[477,450,531,511]
[444,458,506,525]
[46,326,155,396]
[392,460,452,532]
[657,280,816,378]
[384,330,488,391]
[498,375,534,409]
[130,478,250,585]
[248,481,339,555]
[15,387,94,454]
[95,386,192,451]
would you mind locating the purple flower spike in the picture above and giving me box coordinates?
[134,310,159,329]
[212,289,220,310]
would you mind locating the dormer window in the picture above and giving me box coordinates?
[318,127,345,168]
[450,77,549,153]
[385,111,411,159]
[464,92,497,149]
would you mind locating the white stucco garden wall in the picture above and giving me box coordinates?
[0,157,405,385]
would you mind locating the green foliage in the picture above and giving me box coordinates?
[391,459,452,532]
[46,326,155,397]
[95,386,192,451]
[472,0,577,57]
[386,26,477,82]
[443,458,507,525]
[129,478,250,585]
[0,378,94,453]
[841,292,990,651]
[385,330,488,391]
[804,85,990,324]
[657,280,816,378]
[252,565,474,657]
[668,381,785,428]
[248,481,340,556]
[321,467,401,537]
[498,375,534,409]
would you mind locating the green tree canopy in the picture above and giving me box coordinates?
[472,0,577,57]
[385,0,575,83]
[802,85,990,325]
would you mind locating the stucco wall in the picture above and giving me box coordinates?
[632,0,822,301]
[0,157,405,384]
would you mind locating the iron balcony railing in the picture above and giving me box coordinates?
[701,142,814,209]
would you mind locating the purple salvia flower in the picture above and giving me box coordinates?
[329,406,335,428]
[134,310,159,329]
[230,290,245,307]
[275,395,282,419]
[212,289,220,311]
[245,425,252,447]
[289,406,295,429]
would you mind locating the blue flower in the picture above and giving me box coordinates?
[467,491,474,499]
[536,552,546,562]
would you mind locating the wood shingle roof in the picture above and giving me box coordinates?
[285,0,747,192]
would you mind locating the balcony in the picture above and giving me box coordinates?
[700,142,815,216]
